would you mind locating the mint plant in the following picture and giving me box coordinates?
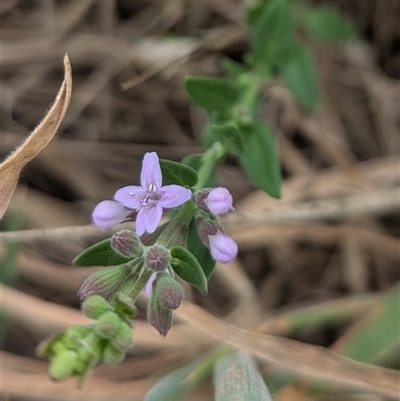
[38,151,238,380]
[36,0,356,396]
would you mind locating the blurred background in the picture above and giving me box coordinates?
[1,0,399,400]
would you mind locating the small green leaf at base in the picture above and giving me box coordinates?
[240,122,281,198]
[170,246,208,294]
[160,159,198,187]
[73,239,133,267]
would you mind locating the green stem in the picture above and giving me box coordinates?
[239,73,262,114]
[158,201,194,242]
[195,142,225,189]
[126,265,153,302]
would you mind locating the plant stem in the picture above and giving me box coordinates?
[195,142,225,189]
[127,265,153,302]
[239,73,262,114]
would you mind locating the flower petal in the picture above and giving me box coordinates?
[114,185,145,209]
[159,185,192,209]
[144,272,157,298]
[141,152,162,190]
[209,233,238,263]
[135,205,163,235]
[92,200,128,228]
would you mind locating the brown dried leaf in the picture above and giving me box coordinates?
[0,54,72,219]
[176,302,400,399]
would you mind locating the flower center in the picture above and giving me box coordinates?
[141,184,161,208]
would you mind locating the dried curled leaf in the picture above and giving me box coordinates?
[0,54,72,219]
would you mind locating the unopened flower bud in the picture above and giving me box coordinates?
[78,265,131,301]
[156,273,185,310]
[92,200,129,228]
[193,188,212,212]
[114,293,138,319]
[95,311,121,339]
[145,244,171,272]
[147,292,173,337]
[111,229,143,258]
[49,350,79,381]
[209,233,238,263]
[205,187,234,215]
[81,295,113,320]
[110,322,134,352]
[103,343,125,366]
[196,215,224,247]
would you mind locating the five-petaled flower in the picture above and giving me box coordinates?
[92,152,191,236]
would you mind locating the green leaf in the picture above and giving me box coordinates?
[221,58,245,79]
[212,123,245,154]
[170,246,208,294]
[332,285,400,364]
[185,77,239,111]
[73,239,133,267]
[144,358,205,401]
[214,352,272,401]
[160,159,198,187]
[248,0,296,68]
[281,46,319,112]
[187,217,216,279]
[182,153,217,188]
[240,122,281,198]
[303,7,357,43]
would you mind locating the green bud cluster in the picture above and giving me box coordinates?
[37,295,135,383]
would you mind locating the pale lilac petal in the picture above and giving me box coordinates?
[135,208,147,236]
[114,185,145,209]
[158,185,192,208]
[144,272,157,298]
[135,205,163,235]
[205,187,234,215]
[141,152,162,189]
[209,233,238,263]
[92,200,128,228]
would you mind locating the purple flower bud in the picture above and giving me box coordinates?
[145,244,171,272]
[92,200,130,228]
[78,265,131,301]
[192,188,212,213]
[196,215,224,247]
[111,229,143,258]
[209,233,238,263]
[147,294,173,337]
[205,187,234,215]
[156,273,185,310]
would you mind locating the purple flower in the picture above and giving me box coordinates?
[115,152,191,236]
[92,152,192,235]
[209,233,238,263]
[205,187,234,215]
